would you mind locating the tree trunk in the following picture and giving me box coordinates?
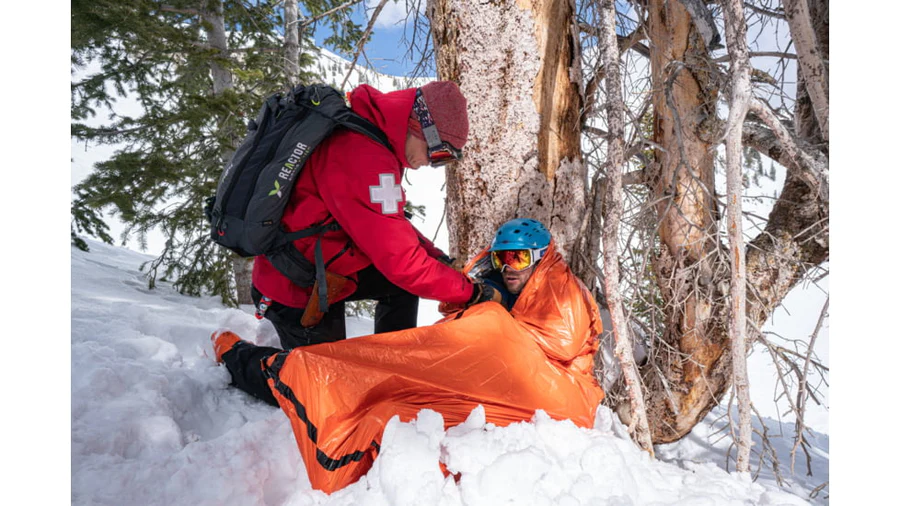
[793,0,828,148]
[202,1,252,305]
[232,257,255,306]
[284,0,300,83]
[784,0,829,142]
[721,0,753,473]
[428,0,586,264]
[744,99,828,327]
[202,2,233,95]
[624,0,731,443]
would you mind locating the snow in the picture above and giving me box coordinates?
[66,239,828,505]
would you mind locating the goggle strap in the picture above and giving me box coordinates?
[413,89,444,150]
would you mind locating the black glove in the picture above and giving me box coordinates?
[437,254,456,267]
[466,282,503,307]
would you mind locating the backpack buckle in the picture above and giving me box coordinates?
[311,86,322,106]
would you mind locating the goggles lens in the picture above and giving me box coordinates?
[428,142,463,167]
[491,249,534,272]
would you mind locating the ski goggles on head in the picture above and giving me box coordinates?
[490,247,547,272]
[412,88,464,167]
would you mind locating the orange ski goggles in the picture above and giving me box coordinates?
[490,248,546,272]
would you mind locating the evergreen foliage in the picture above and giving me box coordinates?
[71,0,366,305]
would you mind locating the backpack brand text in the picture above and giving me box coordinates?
[279,142,309,180]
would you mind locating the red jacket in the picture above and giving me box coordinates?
[252,85,475,308]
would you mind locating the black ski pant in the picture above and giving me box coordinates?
[252,265,419,350]
[220,340,282,407]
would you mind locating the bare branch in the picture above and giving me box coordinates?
[227,47,282,54]
[578,22,651,58]
[583,125,608,138]
[791,296,829,476]
[712,51,797,62]
[747,99,828,203]
[159,5,200,16]
[340,0,390,90]
[79,125,148,137]
[744,2,786,20]
[298,0,366,29]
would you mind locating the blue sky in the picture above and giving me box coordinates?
[309,0,427,77]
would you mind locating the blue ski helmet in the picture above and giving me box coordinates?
[490,218,551,251]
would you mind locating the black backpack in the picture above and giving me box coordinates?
[205,83,391,310]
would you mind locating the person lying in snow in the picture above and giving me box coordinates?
[210,218,605,493]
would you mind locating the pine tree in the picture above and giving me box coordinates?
[71,0,366,305]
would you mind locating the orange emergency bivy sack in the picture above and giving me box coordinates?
[260,241,604,492]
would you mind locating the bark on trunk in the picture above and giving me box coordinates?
[202,2,233,95]
[284,0,300,83]
[597,0,654,456]
[721,0,753,473]
[792,0,828,149]
[428,0,586,264]
[232,257,255,306]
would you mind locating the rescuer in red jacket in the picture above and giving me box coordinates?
[251,81,500,349]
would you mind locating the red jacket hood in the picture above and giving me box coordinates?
[349,84,415,168]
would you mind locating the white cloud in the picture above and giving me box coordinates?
[368,0,421,29]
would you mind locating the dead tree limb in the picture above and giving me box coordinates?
[598,0,655,456]
[712,51,798,62]
[298,0,366,29]
[721,0,753,474]
[748,98,828,203]
[792,296,829,476]
[675,0,721,49]
[340,0,390,91]
[783,0,829,141]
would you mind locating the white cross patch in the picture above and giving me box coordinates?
[369,173,403,214]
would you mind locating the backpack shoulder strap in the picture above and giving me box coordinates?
[282,221,341,243]
[339,111,392,152]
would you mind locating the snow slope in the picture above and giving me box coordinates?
[70,239,828,505]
